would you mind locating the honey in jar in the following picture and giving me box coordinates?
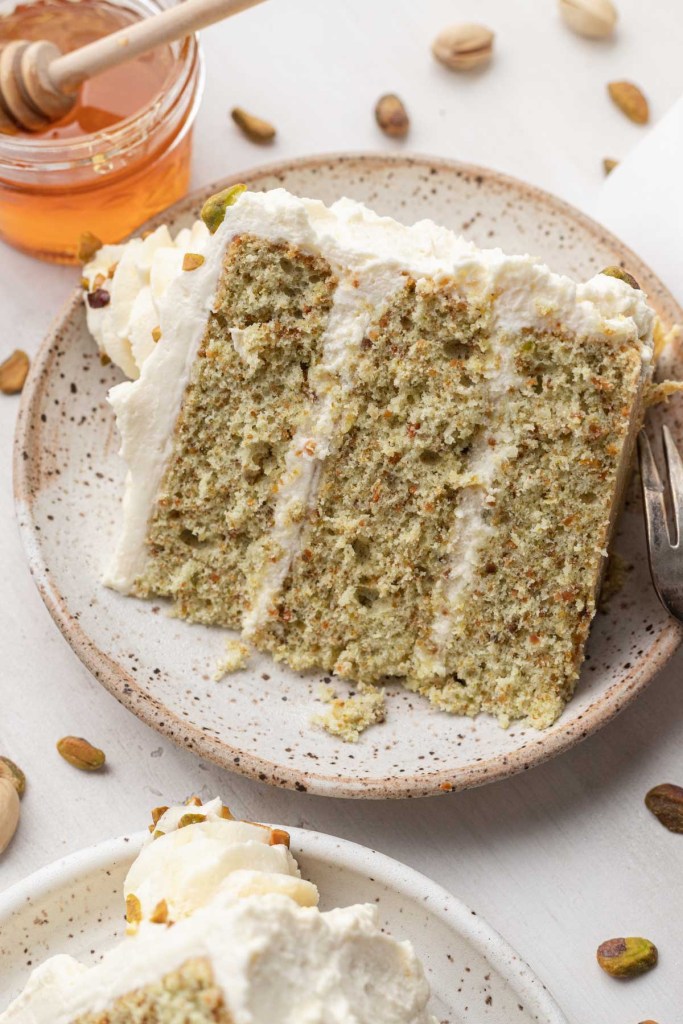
[0,0,204,263]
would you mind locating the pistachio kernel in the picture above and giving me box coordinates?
[608,80,649,125]
[125,893,142,931]
[596,936,658,978]
[375,94,410,138]
[77,230,103,264]
[200,184,247,234]
[603,158,619,175]
[269,827,291,847]
[0,350,30,395]
[151,326,162,343]
[601,266,641,290]
[0,757,26,797]
[150,898,169,924]
[231,107,276,143]
[182,252,205,272]
[177,813,206,829]
[150,805,169,826]
[645,783,683,833]
[56,735,106,771]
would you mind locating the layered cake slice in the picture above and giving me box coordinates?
[1,798,436,1023]
[82,186,657,730]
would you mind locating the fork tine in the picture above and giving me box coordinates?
[662,425,683,547]
[638,430,671,555]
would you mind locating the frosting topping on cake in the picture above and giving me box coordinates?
[1,800,436,1024]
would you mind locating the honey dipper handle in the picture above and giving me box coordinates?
[50,0,267,94]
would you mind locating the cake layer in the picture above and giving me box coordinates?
[92,188,655,731]
[133,234,337,626]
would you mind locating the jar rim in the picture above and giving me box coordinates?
[0,0,199,164]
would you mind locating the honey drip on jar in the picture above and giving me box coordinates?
[0,0,198,263]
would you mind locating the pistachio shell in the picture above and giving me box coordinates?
[596,937,658,978]
[0,757,25,797]
[559,0,617,39]
[0,779,20,854]
[200,184,247,234]
[432,23,494,71]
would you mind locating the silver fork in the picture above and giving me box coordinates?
[638,426,683,620]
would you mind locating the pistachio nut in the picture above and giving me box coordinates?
[177,812,206,829]
[0,350,30,395]
[150,898,169,924]
[0,779,20,854]
[603,158,618,175]
[125,893,142,932]
[601,266,640,290]
[57,735,106,771]
[375,94,409,138]
[559,0,617,38]
[77,231,103,264]
[182,253,205,272]
[200,184,247,234]
[0,756,25,797]
[231,107,276,143]
[432,23,494,71]
[269,827,291,847]
[596,937,658,978]
[608,81,649,124]
[645,782,683,833]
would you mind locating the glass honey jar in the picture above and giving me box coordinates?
[0,0,204,263]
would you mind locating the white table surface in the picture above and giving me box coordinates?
[1,1,682,1020]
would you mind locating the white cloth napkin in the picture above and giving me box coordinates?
[594,95,683,307]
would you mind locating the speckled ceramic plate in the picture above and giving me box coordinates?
[0,826,567,1022]
[13,153,683,798]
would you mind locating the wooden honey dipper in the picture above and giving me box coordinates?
[0,0,266,133]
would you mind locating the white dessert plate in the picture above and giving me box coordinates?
[14,153,683,798]
[0,825,567,1022]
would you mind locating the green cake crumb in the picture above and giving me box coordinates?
[314,687,386,742]
[214,639,251,680]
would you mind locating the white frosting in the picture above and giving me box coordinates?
[92,188,654,649]
[2,896,435,1024]
[125,807,317,922]
[2,800,435,1024]
[83,220,210,379]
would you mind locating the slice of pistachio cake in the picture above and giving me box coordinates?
[83,186,655,730]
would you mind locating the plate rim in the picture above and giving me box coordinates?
[0,825,568,1024]
[13,151,683,799]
